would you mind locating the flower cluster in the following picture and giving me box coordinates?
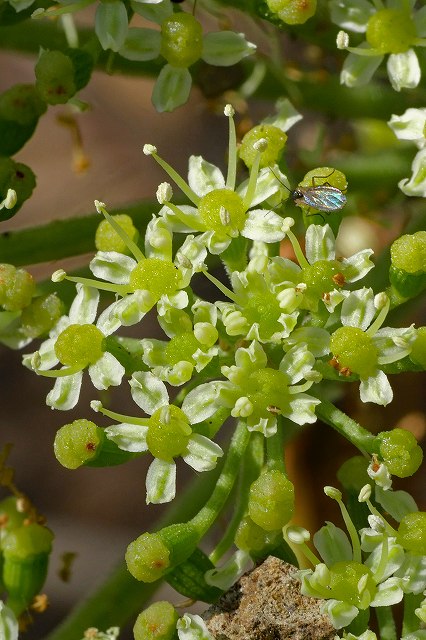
[15,103,425,639]
[31,0,255,112]
[285,480,426,636]
[331,0,426,91]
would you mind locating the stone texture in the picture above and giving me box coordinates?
[203,556,335,640]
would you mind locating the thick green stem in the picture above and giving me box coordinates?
[190,420,250,537]
[209,431,263,563]
[313,395,377,454]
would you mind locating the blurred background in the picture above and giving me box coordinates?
[1,26,425,640]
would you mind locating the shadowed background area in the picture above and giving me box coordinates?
[1,45,425,640]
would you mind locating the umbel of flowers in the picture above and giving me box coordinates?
[5,103,424,638]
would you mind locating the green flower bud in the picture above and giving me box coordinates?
[54,324,105,367]
[410,327,426,368]
[239,124,287,169]
[133,601,178,640]
[95,214,138,253]
[0,157,36,221]
[35,50,77,105]
[328,561,376,609]
[2,523,53,615]
[0,84,46,126]
[300,167,347,192]
[126,523,199,583]
[248,470,295,531]
[302,259,346,301]
[54,419,137,469]
[390,231,426,298]
[0,84,46,156]
[336,456,370,493]
[266,0,317,25]
[199,188,246,236]
[164,332,200,366]
[366,9,417,54]
[129,258,179,298]
[160,13,203,68]
[397,512,426,555]
[377,428,423,478]
[235,515,280,554]
[147,406,192,462]
[0,263,35,311]
[330,326,378,378]
[21,293,64,338]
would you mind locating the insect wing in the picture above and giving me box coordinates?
[302,186,346,212]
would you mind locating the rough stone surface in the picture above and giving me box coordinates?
[203,556,335,640]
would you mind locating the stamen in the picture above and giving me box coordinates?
[90,400,149,425]
[33,363,84,378]
[286,229,310,269]
[225,105,237,191]
[243,143,264,210]
[201,268,238,303]
[324,486,362,562]
[55,272,128,295]
[366,294,390,336]
[162,200,205,231]
[144,147,200,206]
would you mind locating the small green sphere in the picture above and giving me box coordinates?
[330,326,378,379]
[397,512,426,555]
[133,601,178,640]
[411,327,426,368]
[126,532,170,582]
[377,428,423,478]
[0,263,35,311]
[235,516,279,552]
[198,188,246,236]
[329,561,376,608]
[95,214,138,253]
[239,125,287,169]
[337,456,370,493]
[54,324,105,367]
[164,332,200,365]
[160,13,203,68]
[266,0,317,25]
[302,260,345,299]
[129,258,179,299]
[21,293,64,338]
[147,405,192,461]
[54,419,103,469]
[391,231,426,274]
[248,470,295,531]
[366,9,417,54]
[35,50,77,105]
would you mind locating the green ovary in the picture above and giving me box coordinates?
[302,260,344,297]
[199,189,246,235]
[147,405,192,461]
[329,561,376,608]
[330,326,378,379]
[54,324,104,367]
[366,9,417,54]
[129,257,179,299]
[244,291,281,337]
[160,13,203,68]
[246,368,289,412]
[164,332,201,365]
[239,125,287,169]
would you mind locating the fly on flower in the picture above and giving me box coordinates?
[272,168,347,219]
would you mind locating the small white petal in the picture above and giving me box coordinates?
[104,423,148,452]
[46,371,83,410]
[89,352,125,390]
[130,371,169,414]
[146,458,176,504]
[183,434,223,472]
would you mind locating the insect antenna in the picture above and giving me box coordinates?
[268,167,292,195]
